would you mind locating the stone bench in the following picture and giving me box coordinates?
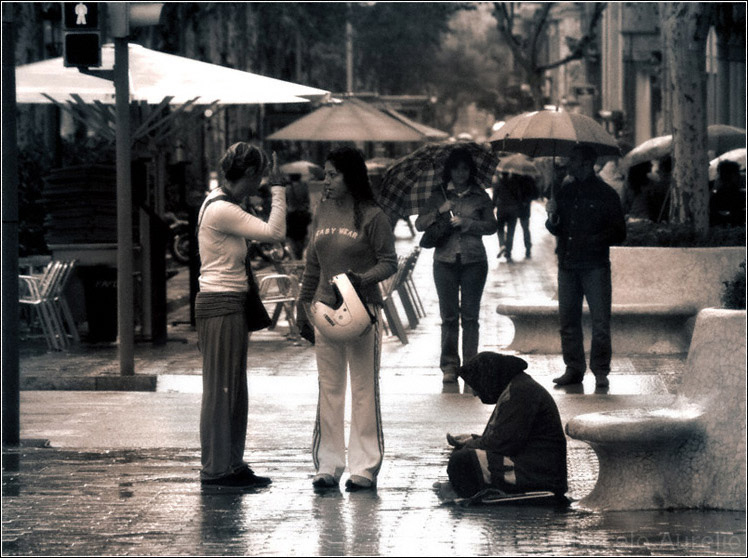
[496,301,697,354]
[496,246,745,354]
[565,308,747,511]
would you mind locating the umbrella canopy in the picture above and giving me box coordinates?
[709,148,746,182]
[378,141,499,217]
[267,98,446,142]
[621,125,746,170]
[279,160,324,181]
[489,110,620,158]
[707,124,747,156]
[620,135,672,170]
[365,157,396,174]
[16,43,327,105]
[496,153,541,179]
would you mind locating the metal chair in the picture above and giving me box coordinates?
[19,261,67,350]
[51,260,80,346]
[378,257,409,344]
[258,273,300,340]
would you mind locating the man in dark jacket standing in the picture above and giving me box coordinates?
[446,352,568,499]
[545,145,627,388]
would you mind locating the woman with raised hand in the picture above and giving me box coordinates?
[195,142,286,490]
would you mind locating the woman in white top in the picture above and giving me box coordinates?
[195,142,286,489]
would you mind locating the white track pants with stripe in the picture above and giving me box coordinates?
[312,312,384,483]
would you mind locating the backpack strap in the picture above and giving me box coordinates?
[196,193,262,290]
[196,194,232,232]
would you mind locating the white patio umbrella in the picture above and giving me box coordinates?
[16,43,328,105]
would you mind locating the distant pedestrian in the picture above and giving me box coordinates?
[285,173,312,259]
[195,142,286,489]
[494,172,537,261]
[710,160,745,227]
[648,156,672,222]
[621,161,653,220]
[445,352,568,499]
[415,147,497,384]
[545,145,626,388]
[296,146,397,492]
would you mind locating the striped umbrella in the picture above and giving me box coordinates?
[489,110,621,159]
[378,141,499,217]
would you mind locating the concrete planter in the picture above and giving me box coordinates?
[610,246,746,309]
[497,246,746,354]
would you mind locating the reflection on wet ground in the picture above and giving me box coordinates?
[3,446,745,556]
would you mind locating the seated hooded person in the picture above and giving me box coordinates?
[446,352,568,499]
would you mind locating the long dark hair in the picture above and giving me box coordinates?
[442,146,477,188]
[326,146,377,230]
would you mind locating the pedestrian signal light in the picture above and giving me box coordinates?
[62,2,101,67]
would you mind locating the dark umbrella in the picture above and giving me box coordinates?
[378,141,500,217]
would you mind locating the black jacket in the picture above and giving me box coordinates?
[545,174,626,269]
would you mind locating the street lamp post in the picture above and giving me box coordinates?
[114,36,134,375]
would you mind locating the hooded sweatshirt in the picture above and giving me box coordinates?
[459,352,568,495]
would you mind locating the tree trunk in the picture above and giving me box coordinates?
[661,3,712,234]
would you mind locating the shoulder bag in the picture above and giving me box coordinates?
[419,186,453,249]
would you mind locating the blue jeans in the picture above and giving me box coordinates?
[557,266,612,377]
[433,258,488,374]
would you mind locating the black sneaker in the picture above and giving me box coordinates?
[201,468,271,490]
[234,466,272,487]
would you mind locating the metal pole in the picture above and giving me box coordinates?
[2,2,20,445]
[115,37,134,375]
[346,4,353,95]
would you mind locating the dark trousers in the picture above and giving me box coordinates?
[196,311,249,479]
[557,265,612,377]
[497,209,531,257]
[433,258,488,374]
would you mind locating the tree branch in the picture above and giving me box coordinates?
[492,2,530,68]
[536,3,606,72]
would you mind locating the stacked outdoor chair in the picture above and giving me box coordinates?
[258,272,300,341]
[19,260,79,351]
[378,247,426,345]
[397,247,425,324]
[379,257,409,344]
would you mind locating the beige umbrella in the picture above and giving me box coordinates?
[267,98,447,142]
[16,43,327,105]
[489,109,621,158]
[621,125,746,170]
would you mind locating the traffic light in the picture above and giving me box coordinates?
[62,2,101,67]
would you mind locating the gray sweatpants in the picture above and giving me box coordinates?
[197,311,249,480]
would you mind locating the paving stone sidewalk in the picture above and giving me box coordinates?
[5,205,745,556]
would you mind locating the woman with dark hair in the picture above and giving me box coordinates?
[415,148,497,384]
[195,142,286,489]
[297,146,397,492]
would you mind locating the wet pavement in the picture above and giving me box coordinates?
[4,204,746,556]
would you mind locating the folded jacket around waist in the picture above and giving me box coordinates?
[195,291,246,319]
